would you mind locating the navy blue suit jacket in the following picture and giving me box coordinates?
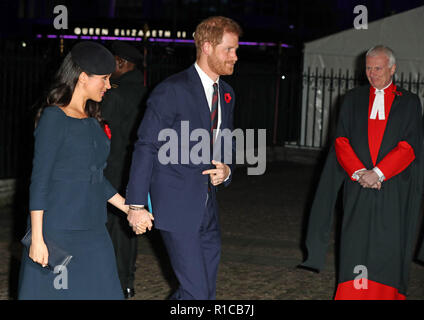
[126,65,236,232]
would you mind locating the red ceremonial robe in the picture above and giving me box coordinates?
[300,84,423,301]
[334,83,415,299]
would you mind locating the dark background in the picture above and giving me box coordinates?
[1,0,423,180]
[1,0,424,301]
[2,0,424,43]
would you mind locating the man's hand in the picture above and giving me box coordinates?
[357,170,381,189]
[202,160,230,186]
[127,208,154,235]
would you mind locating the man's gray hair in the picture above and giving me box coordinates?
[366,45,396,67]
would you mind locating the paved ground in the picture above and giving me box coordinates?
[1,161,424,300]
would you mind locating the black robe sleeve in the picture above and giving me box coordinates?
[300,146,344,271]
[416,98,424,263]
[299,91,358,271]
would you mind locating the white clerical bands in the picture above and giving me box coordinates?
[370,89,385,120]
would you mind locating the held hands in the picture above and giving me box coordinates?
[202,160,230,186]
[357,170,381,190]
[29,240,49,268]
[127,207,154,235]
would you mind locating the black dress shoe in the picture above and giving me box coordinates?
[124,288,135,299]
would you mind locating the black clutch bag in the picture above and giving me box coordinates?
[21,229,73,272]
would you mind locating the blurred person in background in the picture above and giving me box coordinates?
[101,41,147,299]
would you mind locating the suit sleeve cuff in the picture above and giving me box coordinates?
[352,168,366,181]
[223,168,231,182]
[104,179,118,200]
[372,167,385,182]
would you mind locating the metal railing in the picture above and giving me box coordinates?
[298,67,424,149]
[0,41,56,179]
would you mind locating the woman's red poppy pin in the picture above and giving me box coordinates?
[104,124,112,139]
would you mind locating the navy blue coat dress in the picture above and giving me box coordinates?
[18,106,124,299]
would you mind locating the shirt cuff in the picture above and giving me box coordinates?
[352,168,366,181]
[372,167,385,182]
[223,168,231,182]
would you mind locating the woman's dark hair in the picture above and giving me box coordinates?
[35,52,105,128]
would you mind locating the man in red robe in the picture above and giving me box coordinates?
[301,45,424,300]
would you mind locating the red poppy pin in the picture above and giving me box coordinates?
[104,124,112,139]
[224,93,232,103]
[393,86,403,96]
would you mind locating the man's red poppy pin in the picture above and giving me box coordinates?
[224,93,232,103]
[393,85,403,96]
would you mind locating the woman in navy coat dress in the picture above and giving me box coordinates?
[17,42,151,299]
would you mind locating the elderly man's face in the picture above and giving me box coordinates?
[366,53,396,89]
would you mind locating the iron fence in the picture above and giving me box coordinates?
[298,67,424,149]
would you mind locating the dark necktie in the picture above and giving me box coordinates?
[211,83,219,143]
[208,83,219,194]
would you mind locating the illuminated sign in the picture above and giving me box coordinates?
[73,27,186,38]
[36,33,292,48]
[35,27,292,48]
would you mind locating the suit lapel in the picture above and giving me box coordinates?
[188,65,211,131]
[218,81,229,130]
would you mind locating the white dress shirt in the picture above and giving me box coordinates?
[194,62,230,182]
[194,62,222,137]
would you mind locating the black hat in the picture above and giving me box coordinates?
[111,41,143,64]
[71,41,116,75]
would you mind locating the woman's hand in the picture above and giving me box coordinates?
[29,239,49,268]
[127,208,154,234]
[108,193,130,215]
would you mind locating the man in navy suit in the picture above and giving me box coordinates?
[125,16,242,299]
